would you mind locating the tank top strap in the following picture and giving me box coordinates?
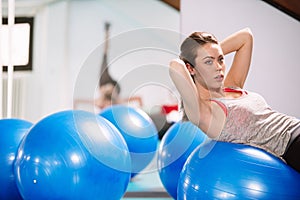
[209,87,248,117]
[210,99,228,117]
[224,87,248,95]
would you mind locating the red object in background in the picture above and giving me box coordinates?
[161,104,178,115]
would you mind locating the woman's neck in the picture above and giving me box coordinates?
[196,83,225,100]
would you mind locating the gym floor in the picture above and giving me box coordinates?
[122,148,173,200]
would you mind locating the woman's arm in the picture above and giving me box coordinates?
[169,59,226,138]
[221,28,253,88]
[169,58,200,125]
[122,96,143,107]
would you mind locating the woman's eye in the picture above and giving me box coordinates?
[218,57,224,64]
[205,60,213,65]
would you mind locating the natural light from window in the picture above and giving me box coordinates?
[1,23,30,65]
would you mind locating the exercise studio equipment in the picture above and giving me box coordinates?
[157,121,207,199]
[0,118,33,199]
[178,141,300,199]
[14,110,131,200]
[100,105,158,177]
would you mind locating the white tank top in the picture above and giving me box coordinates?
[212,88,300,157]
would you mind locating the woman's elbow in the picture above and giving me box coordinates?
[243,27,253,42]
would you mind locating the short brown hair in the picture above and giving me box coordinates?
[180,32,219,67]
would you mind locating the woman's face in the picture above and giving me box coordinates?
[97,83,119,109]
[192,43,225,91]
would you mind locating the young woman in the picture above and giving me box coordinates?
[169,28,300,172]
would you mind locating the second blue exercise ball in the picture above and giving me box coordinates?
[100,105,158,177]
[157,121,207,199]
[14,110,131,200]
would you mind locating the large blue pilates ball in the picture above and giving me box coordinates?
[157,121,207,199]
[14,110,131,200]
[0,118,33,199]
[178,141,300,199]
[100,105,158,177]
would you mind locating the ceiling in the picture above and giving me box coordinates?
[2,0,60,7]
[160,0,180,11]
[161,0,300,21]
[263,0,300,21]
[1,0,61,16]
[2,0,300,21]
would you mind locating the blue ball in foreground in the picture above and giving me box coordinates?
[178,141,300,199]
[14,110,131,200]
[0,118,33,199]
[100,105,158,177]
[157,121,207,199]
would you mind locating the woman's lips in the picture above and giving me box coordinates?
[215,74,224,82]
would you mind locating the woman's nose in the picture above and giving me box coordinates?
[216,62,223,71]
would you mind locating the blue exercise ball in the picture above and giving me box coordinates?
[100,105,158,177]
[14,110,131,200]
[157,121,207,199]
[178,141,300,199]
[0,118,33,199]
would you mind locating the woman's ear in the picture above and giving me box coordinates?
[185,63,195,75]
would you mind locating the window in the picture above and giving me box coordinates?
[1,17,34,71]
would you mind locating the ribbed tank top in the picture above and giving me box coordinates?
[212,88,300,157]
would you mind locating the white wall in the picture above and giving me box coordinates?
[181,0,300,117]
[19,0,180,122]
[22,1,71,122]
